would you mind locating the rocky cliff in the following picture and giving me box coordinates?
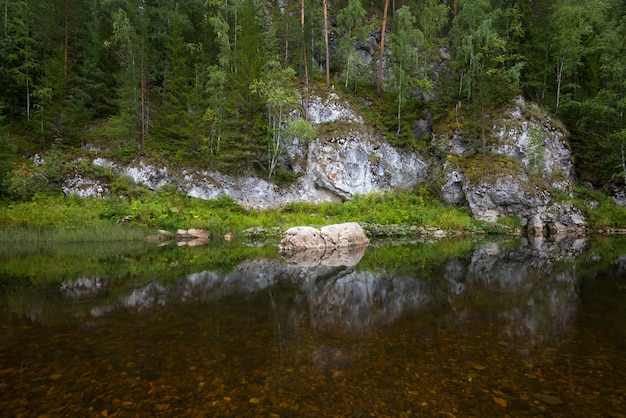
[66,93,586,235]
[67,92,429,209]
[439,97,587,235]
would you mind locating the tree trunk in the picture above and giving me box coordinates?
[284,10,289,63]
[64,1,69,79]
[323,0,330,89]
[481,95,486,160]
[556,60,564,112]
[93,0,99,31]
[377,0,390,99]
[140,35,146,152]
[4,0,8,38]
[622,141,626,185]
[301,0,309,120]
[26,75,30,122]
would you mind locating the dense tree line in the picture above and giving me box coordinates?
[1,0,625,194]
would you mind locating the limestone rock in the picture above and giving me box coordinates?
[605,181,626,207]
[278,223,370,265]
[463,168,550,223]
[307,92,364,124]
[279,226,326,254]
[441,160,465,205]
[63,175,109,198]
[305,135,428,199]
[84,92,429,210]
[320,222,370,248]
[492,97,574,193]
[440,97,587,235]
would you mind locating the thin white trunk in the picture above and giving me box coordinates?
[345,56,350,89]
[556,60,564,112]
[622,141,626,184]
[26,76,30,122]
[323,0,330,89]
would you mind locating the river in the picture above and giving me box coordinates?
[1,234,625,417]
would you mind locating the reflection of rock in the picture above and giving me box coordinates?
[444,237,586,350]
[60,277,107,301]
[73,237,596,344]
[282,243,368,267]
[175,228,210,247]
[279,222,370,266]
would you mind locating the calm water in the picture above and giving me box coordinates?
[1,234,625,417]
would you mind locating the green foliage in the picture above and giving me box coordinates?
[574,185,626,229]
[337,0,370,92]
[1,184,488,236]
[0,133,18,196]
[1,0,626,226]
[251,59,300,178]
[2,148,65,200]
[387,6,430,136]
[527,127,547,174]
[358,238,475,276]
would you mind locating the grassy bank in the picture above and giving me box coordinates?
[2,184,624,243]
[0,188,514,242]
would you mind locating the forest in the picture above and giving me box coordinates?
[0,0,625,201]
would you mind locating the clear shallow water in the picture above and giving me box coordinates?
[1,235,625,417]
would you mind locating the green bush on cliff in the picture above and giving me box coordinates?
[574,186,626,229]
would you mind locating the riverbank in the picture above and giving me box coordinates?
[1,186,625,243]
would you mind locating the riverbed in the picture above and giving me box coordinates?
[1,235,625,417]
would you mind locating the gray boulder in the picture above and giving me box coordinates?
[279,222,370,265]
[320,222,371,248]
[279,226,326,254]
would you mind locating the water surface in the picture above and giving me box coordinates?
[1,235,625,417]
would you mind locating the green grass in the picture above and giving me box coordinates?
[0,188,493,242]
[7,182,626,244]
[573,185,626,229]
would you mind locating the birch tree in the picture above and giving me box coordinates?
[549,3,592,113]
[387,5,430,135]
[250,59,300,178]
[337,0,368,92]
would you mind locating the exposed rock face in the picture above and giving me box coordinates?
[78,93,429,210]
[463,170,550,224]
[307,93,364,124]
[67,93,587,236]
[441,160,465,205]
[492,97,574,193]
[605,182,626,207]
[62,175,109,198]
[305,135,428,199]
[279,222,370,266]
[440,97,587,235]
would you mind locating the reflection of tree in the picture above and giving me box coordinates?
[6,238,605,353]
[57,238,584,348]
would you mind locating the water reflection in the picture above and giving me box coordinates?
[51,236,589,343]
[2,235,626,417]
